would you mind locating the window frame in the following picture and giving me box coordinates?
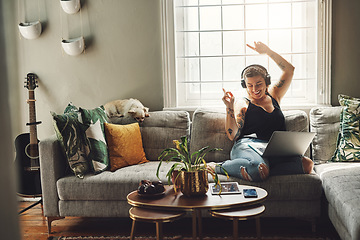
[161,0,332,110]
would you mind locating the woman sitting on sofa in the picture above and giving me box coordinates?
[209,41,314,182]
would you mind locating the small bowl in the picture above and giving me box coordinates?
[61,37,85,56]
[60,0,81,14]
[18,21,42,40]
[137,190,166,198]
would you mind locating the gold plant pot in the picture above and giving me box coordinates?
[180,170,209,197]
[171,170,182,192]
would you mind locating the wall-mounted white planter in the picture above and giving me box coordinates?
[61,37,85,56]
[18,21,42,40]
[60,0,81,14]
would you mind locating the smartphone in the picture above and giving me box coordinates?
[243,188,258,198]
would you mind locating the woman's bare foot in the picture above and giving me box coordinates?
[258,163,269,180]
[240,167,252,181]
[302,156,314,174]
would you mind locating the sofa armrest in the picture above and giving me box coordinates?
[39,135,67,217]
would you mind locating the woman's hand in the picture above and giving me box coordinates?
[246,41,271,55]
[222,88,235,108]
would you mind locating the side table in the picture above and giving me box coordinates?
[129,207,186,240]
[210,204,265,240]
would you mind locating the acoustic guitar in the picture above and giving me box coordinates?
[15,73,42,197]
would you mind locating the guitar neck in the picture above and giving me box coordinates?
[28,90,38,145]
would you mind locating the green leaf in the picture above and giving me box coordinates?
[158,148,181,161]
[165,163,183,185]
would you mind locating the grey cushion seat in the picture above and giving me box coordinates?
[57,164,322,202]
[57,161,174,201]
[315,163,360,240]
[220,174,322,201]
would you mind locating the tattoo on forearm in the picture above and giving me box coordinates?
[228,128,233,135]
[237,117,244,129]
[236,108,246,128]
[240,120,244,129]
[276,80,285,88]
[227,108,235,118]
[233,108,246,141]
[234,129,241,141]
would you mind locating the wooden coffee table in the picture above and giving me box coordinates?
[127,184,267,239]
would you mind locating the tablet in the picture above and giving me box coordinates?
[210,182,241,195]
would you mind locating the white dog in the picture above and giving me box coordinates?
[104,98,150,123]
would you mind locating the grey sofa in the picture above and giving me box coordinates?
[40,108,325,235]
[310,106,360,240]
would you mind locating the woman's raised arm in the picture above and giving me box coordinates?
[247,41,295,103]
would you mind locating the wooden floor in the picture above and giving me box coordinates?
[19,201,341,240]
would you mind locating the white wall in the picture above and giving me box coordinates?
[16,0,163,140]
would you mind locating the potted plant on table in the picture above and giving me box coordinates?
[156,135,228,197]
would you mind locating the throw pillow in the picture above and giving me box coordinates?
[332,94,360,161]
[104,122,149,171]
[79,106,110,173]
[64,102,79,113]
[51,108,90,178]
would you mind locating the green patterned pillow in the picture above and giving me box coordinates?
[332,94,360,162]
[80,106,109,173]
[64,102,79,113]
[51,107,90,178]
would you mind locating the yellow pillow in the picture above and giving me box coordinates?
[104,122,149,171]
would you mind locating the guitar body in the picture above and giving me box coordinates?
[15,133,41,196]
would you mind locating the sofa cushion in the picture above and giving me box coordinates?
[57,161,173,201]
[310,106,342,163]
[139,111,191,161]
[315,162,360,239]
[190,108,232,163]
[104,122,148,171]
[80,106,109,173]
[190,108,309,163]
[283,110,309,132]
[57,160,322,202]
[109,111,191,161]
[213,172,322,201]
[332,94,360,162]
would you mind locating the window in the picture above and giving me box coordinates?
[161,0,332,109]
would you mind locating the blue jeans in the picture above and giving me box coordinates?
[216,137,304,182]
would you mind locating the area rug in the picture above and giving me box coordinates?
[49,236,326,240]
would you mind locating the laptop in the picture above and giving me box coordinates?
[247,131,315,157]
